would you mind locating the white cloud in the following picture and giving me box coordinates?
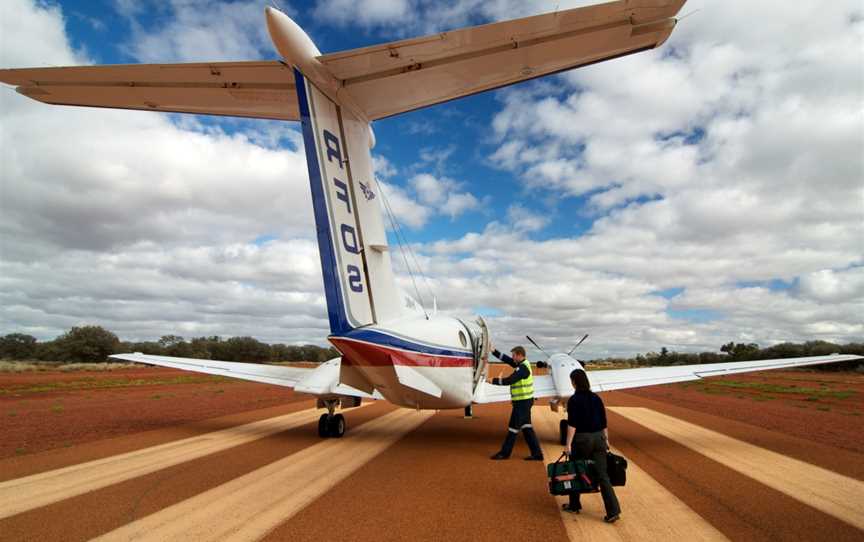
[372,154,397,179]
[799,268,864,304]
[378,180,432,228]
[314,0,410,28]
[311,0,598,35]
[408,173,479,219]
[2,0,861,361]
[0,0,329,343]
[117,0,276,62]
[507,205,549,233]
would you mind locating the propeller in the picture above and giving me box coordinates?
[567,334,589,356]
[525,335,551,359]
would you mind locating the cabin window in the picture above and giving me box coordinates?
[458,330,468,347]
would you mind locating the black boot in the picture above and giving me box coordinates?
[491,430,518,459]
[522,427,544,460]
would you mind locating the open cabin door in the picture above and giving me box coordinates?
[471,316,490,397]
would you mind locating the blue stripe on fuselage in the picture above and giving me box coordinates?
[294,68,352,335]
[339,328,473,358]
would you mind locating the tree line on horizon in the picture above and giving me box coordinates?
[591,341,864,371]
[0,326,861,370]
[0,326,339,364]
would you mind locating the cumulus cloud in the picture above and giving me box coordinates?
[383,1,862,356]
[117,0,276,62]
[1,0,328,343]
[1,0,861,360]
[311,0,597,35]
[409,173,479,219]
[314,0,410,29]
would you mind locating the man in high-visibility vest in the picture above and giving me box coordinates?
[489,345,544,460]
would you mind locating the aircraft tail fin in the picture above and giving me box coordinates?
[294,69,404,335]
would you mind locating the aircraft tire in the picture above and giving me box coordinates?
[559,419,568,446]
[318,414,330,438]
[328,413,346,438]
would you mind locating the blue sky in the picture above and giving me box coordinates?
[49,0,597,245]
[1,0,862,358]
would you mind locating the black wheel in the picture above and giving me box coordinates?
[328,413,346,438]
[318,414,330,438]
[559,419,568,446]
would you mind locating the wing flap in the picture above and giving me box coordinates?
[588,354,863,393]
[1,61,299,120]
[321,0,685,119]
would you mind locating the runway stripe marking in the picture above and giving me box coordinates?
[610,407,864,531]
[534,409,729,541]
[92,408,433,542]
[0,404,366,520]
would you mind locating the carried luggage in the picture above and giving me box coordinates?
[546,453,597,496]
[606,451,628,486]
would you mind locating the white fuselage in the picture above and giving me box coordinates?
[329,314,487,409]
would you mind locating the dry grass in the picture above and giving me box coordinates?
[0,360,141,373]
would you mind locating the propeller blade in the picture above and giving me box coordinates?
[525,335,551,359]
[567,334,589,356]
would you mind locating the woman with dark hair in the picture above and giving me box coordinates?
[563,369,621,523]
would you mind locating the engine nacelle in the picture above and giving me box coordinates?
[547,353,583,400]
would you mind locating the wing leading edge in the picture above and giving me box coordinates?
[586,354,863,393]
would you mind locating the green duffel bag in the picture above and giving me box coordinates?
[547,453,596,496]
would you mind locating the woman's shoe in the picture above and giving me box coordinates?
[603,513,621,523]
[561,503,581,514]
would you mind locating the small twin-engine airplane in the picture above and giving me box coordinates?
[2,1,859,438]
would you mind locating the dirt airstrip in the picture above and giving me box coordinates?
[0,366,861,541]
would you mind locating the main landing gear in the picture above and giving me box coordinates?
[318,400,346,438]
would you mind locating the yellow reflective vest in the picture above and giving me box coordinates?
[510,360,534,401]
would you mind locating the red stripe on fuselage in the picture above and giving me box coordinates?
[330,337,473,368]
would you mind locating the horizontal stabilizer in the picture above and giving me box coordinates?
[322,0,685,119]
[0,61,299,120]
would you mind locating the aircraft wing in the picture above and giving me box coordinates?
[0,61,299,120]
[586,354,863,392]
[321,0,686,120]
[109,352,378,399]
[473,374,558,404]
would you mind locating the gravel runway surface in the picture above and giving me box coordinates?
[0,367,861,541]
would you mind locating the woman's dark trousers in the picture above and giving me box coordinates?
[568,431,621,517]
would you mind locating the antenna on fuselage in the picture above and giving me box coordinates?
[567,334,589,356]
[525,335,550,360]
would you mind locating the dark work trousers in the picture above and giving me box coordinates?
[498,398,543,457]
[569,431,621,517]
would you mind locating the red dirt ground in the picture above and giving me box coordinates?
[623,370,864,454]
[0,367,307,459]
[1,367,862,542]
